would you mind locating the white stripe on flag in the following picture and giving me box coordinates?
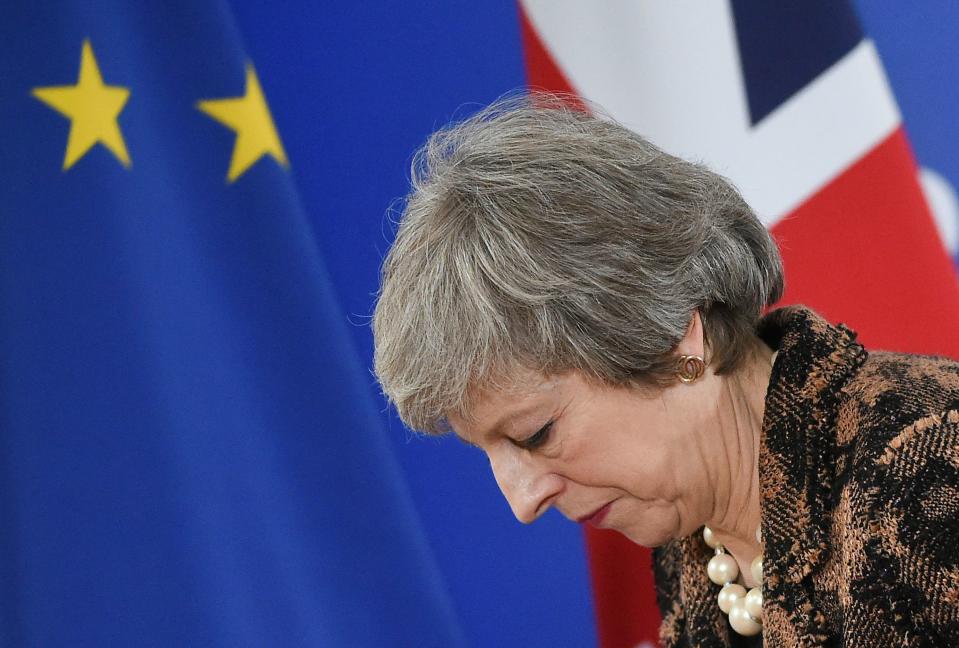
[521,1,900,225]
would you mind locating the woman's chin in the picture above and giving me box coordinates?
[615,520,676,548]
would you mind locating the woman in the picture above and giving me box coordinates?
[372,96,959,646]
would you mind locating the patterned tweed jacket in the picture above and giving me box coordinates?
[653,306,959,647]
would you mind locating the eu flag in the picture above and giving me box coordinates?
[0,2,463,646]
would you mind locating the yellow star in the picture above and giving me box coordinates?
[197,64,289,183]
[32,40,131,170]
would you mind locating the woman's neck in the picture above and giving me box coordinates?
[704,343,777,585]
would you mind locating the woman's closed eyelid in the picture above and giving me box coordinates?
[519,420,554,449]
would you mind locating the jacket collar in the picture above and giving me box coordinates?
[754,305,867,644]
[756,305,867,583]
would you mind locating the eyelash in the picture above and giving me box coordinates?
[519,420,554,450]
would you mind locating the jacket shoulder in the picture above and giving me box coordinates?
[836,353,959,642]
[835,350,959,456]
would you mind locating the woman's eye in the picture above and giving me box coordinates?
[520,421,554,450]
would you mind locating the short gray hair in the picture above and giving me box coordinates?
[373,94,783,433]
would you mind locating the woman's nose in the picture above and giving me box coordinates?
[488,448,563,524]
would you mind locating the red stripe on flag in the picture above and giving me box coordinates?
[519,6,587,111]
[584,528,660,647]
[772,127,959,358]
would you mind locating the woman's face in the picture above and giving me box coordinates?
[447,366,718,548]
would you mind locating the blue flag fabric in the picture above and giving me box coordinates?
[0,2,463,646]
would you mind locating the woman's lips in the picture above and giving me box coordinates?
[579,501,614,527]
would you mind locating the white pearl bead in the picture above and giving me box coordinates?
[745,587,763,619]
[703,526,721,549]
[750,555,763,584]
[707,553,739,585]
[756,526,762,544]
[729,598,763,636]
[717,583,746,613]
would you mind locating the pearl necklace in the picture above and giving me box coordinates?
[703,526,763,637]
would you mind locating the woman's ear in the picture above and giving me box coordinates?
[675,309,706,359]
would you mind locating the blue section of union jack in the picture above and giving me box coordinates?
[730,1,862,124]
